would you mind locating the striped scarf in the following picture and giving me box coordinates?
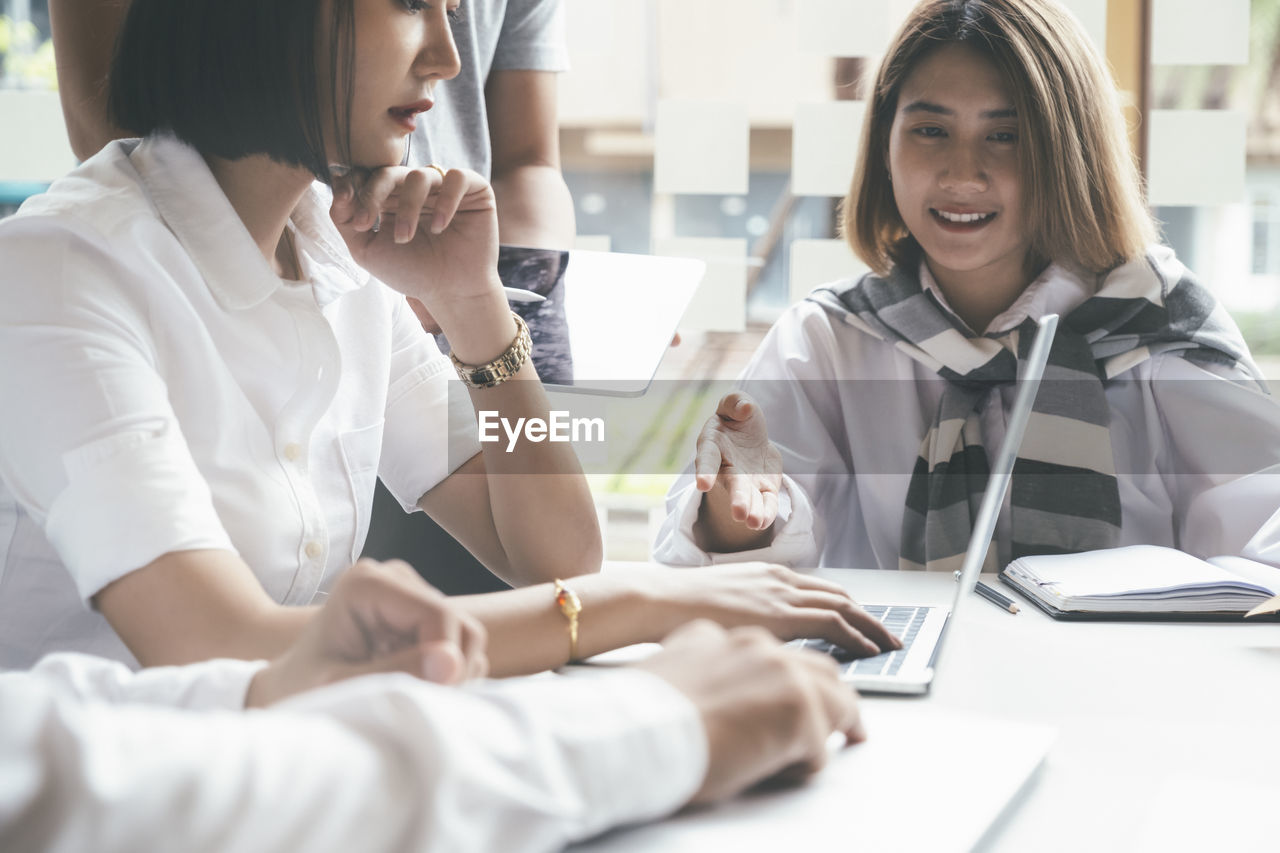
[809,246,1263,572]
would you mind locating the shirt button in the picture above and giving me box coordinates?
[284,443,302,461]
[305,541,323,560]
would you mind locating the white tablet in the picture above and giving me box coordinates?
[498,246,705,396]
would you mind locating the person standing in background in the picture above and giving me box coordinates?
[365,0,581,594]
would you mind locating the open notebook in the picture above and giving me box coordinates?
[1000,545,1280,620]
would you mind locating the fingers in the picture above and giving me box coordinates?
[693,428,723,492]
[715,391,756,423]
[419,639,465,685]
[792,590,901,653]
[342,558,458,645]
[787,605,882,658]
[330,174,358,226]
[745,486,777,531]
[329,165,448,240]
[794,648,866,744]
[725,470,757,524]
[394,168,432,244]
[781,571,901,651]
[759,490,780,530]
[341,639,459,685]
[427,168,469,235]
[349,167,402,233]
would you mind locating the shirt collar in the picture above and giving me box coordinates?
[290,183,371,308]
[130,133,368,310]
[918,259,1094,336]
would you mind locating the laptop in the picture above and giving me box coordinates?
[795,313,1060,695]
[497,245,705,397]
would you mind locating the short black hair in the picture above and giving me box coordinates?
[108,0,354,182]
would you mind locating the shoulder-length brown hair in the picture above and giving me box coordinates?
[842,0,1156,277]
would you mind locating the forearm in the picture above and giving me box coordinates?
[133,603,315,669]
[468,376,602,583]
[428,290,601,584]
[94,549,318,668]
[492,164,576,250]
[454,571,670,677]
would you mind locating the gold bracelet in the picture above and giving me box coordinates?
[553,579,582,662]
[450,312,531,389]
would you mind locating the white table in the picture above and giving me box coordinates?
[826,568,1280,851]
[584,566,1280,851]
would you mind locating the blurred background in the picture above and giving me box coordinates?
[2,0,1277,558]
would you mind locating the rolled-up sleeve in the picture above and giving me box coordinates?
[377,295,482,511]
[0,223,233,602]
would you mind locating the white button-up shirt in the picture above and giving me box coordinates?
[656,265,1280,572]
[0,135,480,667]
[0,654,706,852]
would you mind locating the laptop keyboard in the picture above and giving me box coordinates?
[798,605,929,677]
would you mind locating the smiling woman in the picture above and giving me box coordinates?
[658,0,1280,591]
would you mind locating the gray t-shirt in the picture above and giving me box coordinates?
[411,0,569,178]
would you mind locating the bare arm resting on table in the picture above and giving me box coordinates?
[94,551,486,694]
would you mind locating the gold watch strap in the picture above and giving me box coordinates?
[450,312,531,389]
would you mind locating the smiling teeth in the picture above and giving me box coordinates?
[936,210,994,223]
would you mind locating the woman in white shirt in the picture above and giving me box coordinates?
[657,0,1280,574]
[0,0,898,671]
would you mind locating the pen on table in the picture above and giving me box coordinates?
[975,581,1020,614]
[504,287,546,304]
[953,570,1020,614]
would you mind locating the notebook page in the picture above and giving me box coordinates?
[1208,555,1280,595]
[1011,545,1272,599]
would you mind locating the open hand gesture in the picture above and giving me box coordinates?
[695,392,783,531]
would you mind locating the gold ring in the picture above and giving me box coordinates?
[426,163,446,180]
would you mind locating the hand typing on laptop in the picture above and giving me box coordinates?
[637,619,866,802]
[643,563,901,657]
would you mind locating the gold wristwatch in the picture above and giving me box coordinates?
[450,312,531,389]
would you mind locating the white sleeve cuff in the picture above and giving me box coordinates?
[25,652,267,710]
[378,356,481,512]
[484,668,709,835]
[277,666,708,850]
